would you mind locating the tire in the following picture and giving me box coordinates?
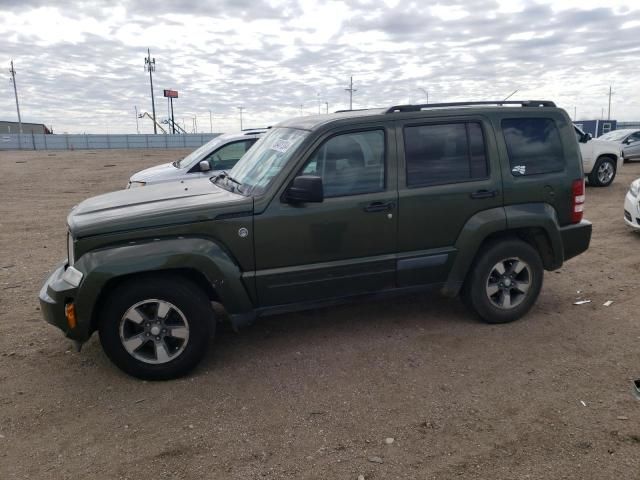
[462,239,543,324]
[588,157,616,187]
[98,276,214,380]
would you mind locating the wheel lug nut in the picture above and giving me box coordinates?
[156,336,160,340]
[146,333,150,336]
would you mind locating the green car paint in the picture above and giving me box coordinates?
[40,103,592,346]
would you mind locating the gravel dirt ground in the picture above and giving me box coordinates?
[1,148,639,480]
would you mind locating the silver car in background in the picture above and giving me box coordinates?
[127,129,266,187]
[598,129,640,163]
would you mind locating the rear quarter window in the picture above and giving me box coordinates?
[502,118,564,176]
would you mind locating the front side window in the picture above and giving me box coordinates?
[205,139,255,170]
[299,130,385,197]
[502,118,564,176]
[404,122,488,187]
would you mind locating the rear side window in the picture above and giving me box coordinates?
[502,118,564,176]
[404,122,488,187]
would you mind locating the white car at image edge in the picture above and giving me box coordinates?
[127,129,267,188]
[624,178,640,230]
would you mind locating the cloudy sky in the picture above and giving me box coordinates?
[1,0,639,134]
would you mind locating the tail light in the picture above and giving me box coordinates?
[571,179,585,224]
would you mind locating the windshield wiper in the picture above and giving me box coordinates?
[213,171,243,193]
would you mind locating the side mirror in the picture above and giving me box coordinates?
[584,132,592,142]
[285,175,323,203]
[199,160,211,172]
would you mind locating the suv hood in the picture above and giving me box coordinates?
[68,177,252,238]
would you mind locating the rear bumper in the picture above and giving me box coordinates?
[559,220,592,262]
[39,261,90,342]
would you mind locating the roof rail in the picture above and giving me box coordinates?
[333,108,379,113]
[385,100,556,114]
[241,126,271,132]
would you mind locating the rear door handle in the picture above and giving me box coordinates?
[470,189,498,199]
[363,201,395,213]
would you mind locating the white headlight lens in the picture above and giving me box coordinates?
[128,181,146,188]
[630,180,640,197]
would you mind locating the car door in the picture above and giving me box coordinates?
[395,117,503,287]
[624,132,640,160]
[253,126,398,307]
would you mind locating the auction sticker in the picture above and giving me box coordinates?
[270,139,293,153]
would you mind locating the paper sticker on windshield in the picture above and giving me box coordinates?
[512,165,526,175]
[270,139,293,153]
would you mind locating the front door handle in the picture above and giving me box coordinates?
[363,201,395,213]
[470,189,498,199]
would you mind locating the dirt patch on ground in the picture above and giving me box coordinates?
[1,149,639,479]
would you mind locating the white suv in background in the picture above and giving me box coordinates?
[127,129,267,188]
[574,126,622,187]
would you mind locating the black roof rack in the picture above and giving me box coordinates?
[385,100,556,114]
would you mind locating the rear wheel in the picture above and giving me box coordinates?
[98,276,214,380]
[462,239,543,324]
[588,157,616,187]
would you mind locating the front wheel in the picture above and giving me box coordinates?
[98,276,214,380]
[462,239,544,324]
[588,157,616,187]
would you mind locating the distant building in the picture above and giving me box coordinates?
[574,120,617,138]
[0,121,52,134]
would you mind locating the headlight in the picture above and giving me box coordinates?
[67,232,75,266]
[630,179,640,197]
[128,181,146,188]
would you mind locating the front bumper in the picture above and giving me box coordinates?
[39,261,89,342]
[624,191,640,230]
[559,220,592,262]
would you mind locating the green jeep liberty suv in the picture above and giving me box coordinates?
[40,100,592,380]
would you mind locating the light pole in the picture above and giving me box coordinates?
[144,49,157,134]
[9,60,23,135]
[134,105,140,134]
[209,110,213,133]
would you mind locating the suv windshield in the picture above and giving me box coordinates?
[175,136,227,168]
[227,127,308,195]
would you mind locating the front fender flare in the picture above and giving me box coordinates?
[73,237,254,339]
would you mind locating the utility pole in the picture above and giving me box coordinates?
[238,107,244,130]
[574,106,577,121]
[345,76,356,110]
[134,106,140,134]
[144,49,157,134]
[9,60,23,134]
[607,85,614,120]
[325,101,329,114]
[209,110,213,133]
